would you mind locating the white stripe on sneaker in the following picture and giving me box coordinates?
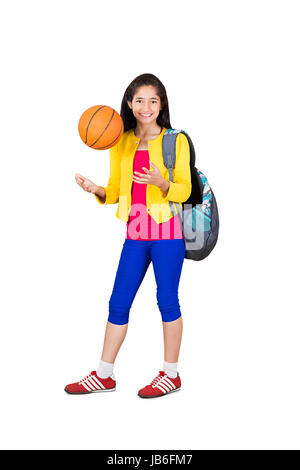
[158,382,170,393]
[85,378,97,391]
[88,377,101,390]
[153,376,175,393]
[82,381,93,392]
[92,376,106,390]
[164,380,174,391]
[164,377,176,390]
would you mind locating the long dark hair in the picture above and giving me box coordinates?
[120,73,172,132]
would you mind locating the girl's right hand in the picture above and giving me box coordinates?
[75,173,102,195]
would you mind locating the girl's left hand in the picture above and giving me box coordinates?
[132,161,165,189]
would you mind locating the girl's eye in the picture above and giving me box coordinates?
[136,100,157,103]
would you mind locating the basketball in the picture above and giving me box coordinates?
[78,105,124,150]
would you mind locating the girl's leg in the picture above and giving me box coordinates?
[99,239,151,362]
[162,316,183,363]
[101,322,128,363]
[150,239,186,363]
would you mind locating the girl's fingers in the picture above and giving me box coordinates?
[135,170,149,176]
[76,177,90,190]
[133,173,149,180]
[133,175,146,181]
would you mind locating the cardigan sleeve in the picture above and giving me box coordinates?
[94,142,121,205]
[160,132,192,203]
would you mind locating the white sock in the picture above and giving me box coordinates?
[97,360,114,379]
[163,361,178,378]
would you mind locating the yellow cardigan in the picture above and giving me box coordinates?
[95,127,191,224]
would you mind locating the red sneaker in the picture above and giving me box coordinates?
[64,371,116,395]
[138,371,181,398]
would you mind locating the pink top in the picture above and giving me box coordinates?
[126,150,183,241]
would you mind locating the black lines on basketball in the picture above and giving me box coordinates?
[94,122,123,150]
[84,106,106,144]
[89,109,115,148]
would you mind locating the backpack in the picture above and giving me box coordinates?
[162,129,219,261]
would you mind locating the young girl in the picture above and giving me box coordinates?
[65,73,191,398]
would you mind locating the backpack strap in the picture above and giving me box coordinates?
[162,129,187,219]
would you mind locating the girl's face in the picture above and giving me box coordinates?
[128,85,162,126]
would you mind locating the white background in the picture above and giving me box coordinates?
[0,0,299,450]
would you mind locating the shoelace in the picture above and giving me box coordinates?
[79,374,93,385]
[150,372,166,387]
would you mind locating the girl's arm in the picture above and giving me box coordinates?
[160,133,191,203]
[94,186,106,202]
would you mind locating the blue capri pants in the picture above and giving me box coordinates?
[108,238,186,325]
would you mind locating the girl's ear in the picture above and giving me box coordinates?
[127,100,132,110]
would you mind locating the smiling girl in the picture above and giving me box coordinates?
[65,73,191,398]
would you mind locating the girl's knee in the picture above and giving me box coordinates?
[108,296,130,325]
[161,311,182,322]
[107,308,130,325]
[156,291,181,322]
